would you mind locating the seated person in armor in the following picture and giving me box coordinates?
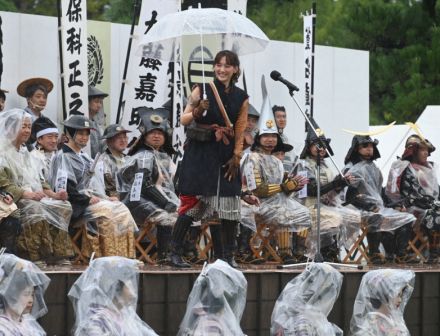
[271,263,343,336]
[100,124,132,200]
[387,134,440,264]
[69,256,158,336]
[350,269,415,336]
[0,253,51,336]
[119,107,178,263]
[0,189,21,255]
[299,127,361,262]
[241,98,311,264]
[0,109,73,266]
[51,114,136,259]
[178,260,247,336]
[343,135,416,264]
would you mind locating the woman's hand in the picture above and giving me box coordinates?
[22,191,46,201]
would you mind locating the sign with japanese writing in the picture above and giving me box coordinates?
[303,12,315,118]
[121,0,180,139]
[60,0,88,116]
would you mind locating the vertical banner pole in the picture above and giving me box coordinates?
[56,0,67,121]
[116,0,141,124]
[303,2,316,130]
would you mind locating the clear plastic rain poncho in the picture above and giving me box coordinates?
[50,148,137,236]
[344,160,415,232]
[350,269,415,336]
[178,260,247,336]
[271,262,343,336]
[119,148,179,227]
[0,253,50,336]
[241,152,311,232]
[68,256,157,336]
[303,158,361,252]
[387,159,440,229]
[0,109,71,231]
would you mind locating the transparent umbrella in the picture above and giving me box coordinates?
[137,6,269,96]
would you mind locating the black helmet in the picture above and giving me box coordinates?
[63,114,94,130]
[88,85,108,99]
[248,104,260,119]
[32,116,59,140]
[273,138,293,153]
[138,107,170,136]
[344,135,380,164]
[300,126,334,159]
[101,124,131,140]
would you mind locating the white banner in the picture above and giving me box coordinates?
[303,12,315,118]
[120,0,180,136]
[172,43,185,163]
[60,0,89,116]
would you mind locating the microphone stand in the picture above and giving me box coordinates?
[277,87,362,270]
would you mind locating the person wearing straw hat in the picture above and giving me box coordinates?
[0,89,8,112]
[16,77,53,122]
[88,85,109,158]
[240,78,311,264]
[168,50,249,268]
[0,253,51,335]
[343,135,416,264]
[386,133,440,264]
[100,124,131,199]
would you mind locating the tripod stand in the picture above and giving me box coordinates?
[276,87,362,270]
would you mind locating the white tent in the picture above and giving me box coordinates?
[371,105,440,184]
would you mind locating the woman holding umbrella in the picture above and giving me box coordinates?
[170,50,249,268]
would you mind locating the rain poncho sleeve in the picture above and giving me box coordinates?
[68,256,157,336]
[344,160,415,232]
[271,263,343,336]
[240,151,311,232]
[119,148,179,226]
[178,260,247,336]
[350,269,415,336]
[0,254,50,336]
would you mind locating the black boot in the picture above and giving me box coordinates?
[367,231,385,265]
[169,215,193,268]
[183,226,203,264]
[222,220,238,268]
[156,225,172,264]
[395,224,417,263]
[210,224,224,261]
[0,216,21,254]
[381,231,396,263]
[237,224,264,264]
[427,230,440,264]
[292,232,308,262]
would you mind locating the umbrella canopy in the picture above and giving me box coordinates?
[137,7,269,62]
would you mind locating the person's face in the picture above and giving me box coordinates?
[214,56,238,86]
[273,151,286,161]
[89,97,104,117]
[37,133,59,152]
[16,118,32,145]
[16,286,34,315]
[274,110,286,129]
[0,97,5,112]
[27,89,47,112]
[357,143,374,160]
[415,144,429,165]
[144,129,165,150]
[108,132,129,154]
[71,129,90,149]
[309,143,326,159]
[259,133,278,153]
[246,116,258,133]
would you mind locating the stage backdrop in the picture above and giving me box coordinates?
[0,10,368,166]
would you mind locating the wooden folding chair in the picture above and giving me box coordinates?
[407,223,429,262]
[342,220,370,264]
[135,220,157,265]
[250,223,281,263]
[195,222,213,261]
[70,219,89,265]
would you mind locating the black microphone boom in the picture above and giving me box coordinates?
[270,70,300,92]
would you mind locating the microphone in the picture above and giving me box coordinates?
[270,70,299,92]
